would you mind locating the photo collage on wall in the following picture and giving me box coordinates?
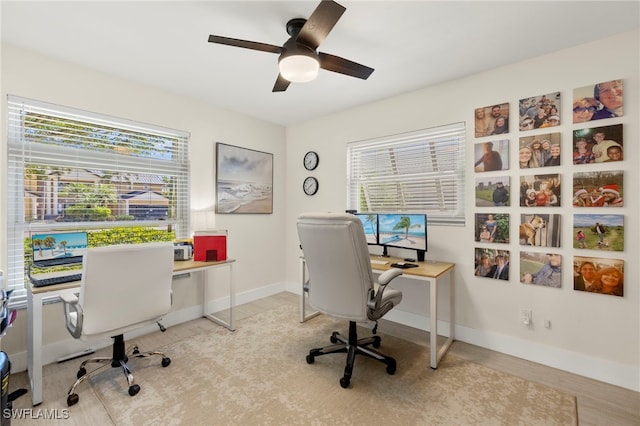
[472,80,625,296]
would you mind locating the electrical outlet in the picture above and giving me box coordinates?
[521,309,532,325]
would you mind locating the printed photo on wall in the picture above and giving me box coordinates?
[475,176,510,207]
[520,252,562,288]
[573,255,624,297]
[474,248,510,281]
[475,213,509,244]
[518,91,561,130]
[474,103,509,137]
[473,140,509,172]
[519,174,561,207]
[572,171,623,207]
[518,132,561,168]
[573,79,623,123]
[573,124,623,164]
[573,214,624,251]
[519,214,561,248]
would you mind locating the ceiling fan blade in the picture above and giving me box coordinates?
[318,52,374,80]
[297,0,346,49]
[272,74,291,92]
[208,35,282,54]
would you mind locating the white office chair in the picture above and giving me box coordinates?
[297,212,403,388]
[61,242,174,406]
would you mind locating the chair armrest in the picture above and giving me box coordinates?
[369,268,403,310]
[61,293,83,339]
[378,268,403,286]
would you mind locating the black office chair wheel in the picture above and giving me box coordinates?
[306,354,315,364]
[131,346,140,355]
[386,359,396,375]
[339,376,350,388]
[372,336,381,348]
[330,332,339,344]
[67,393,79,406]
[128,384,140,396]
[161,357,171,367]
[76,367,86,379]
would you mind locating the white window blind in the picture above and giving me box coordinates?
[6,95,190,306]
[347,122,465,225]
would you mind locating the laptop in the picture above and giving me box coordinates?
[29,231,88,286]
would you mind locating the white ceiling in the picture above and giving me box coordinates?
[2,1,639,126]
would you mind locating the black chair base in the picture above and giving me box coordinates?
[306,321,396,388]
[66,334,171,406]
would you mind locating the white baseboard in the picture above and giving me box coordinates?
[379,306,639,392]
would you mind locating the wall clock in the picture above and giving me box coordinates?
[303,151,319,171]
[303,176,319,196]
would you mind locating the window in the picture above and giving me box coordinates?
[347,122,465,225]
[6,96,190,307]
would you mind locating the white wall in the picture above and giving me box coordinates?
[0,43,288,363]
[284,30,639,391]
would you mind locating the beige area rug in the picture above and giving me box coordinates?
[91,305,577,425]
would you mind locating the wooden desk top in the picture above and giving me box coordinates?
[30,258,235,294]
[369,255,455,279]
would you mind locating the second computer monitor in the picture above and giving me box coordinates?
[378,213,427,257]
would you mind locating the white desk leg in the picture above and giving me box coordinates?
[202,263,236,331]
[431,273,455,369]
[299,258,319,323]
[27,290,43,406]
[430,278,438,369]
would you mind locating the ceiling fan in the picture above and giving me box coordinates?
[207,0,374,92]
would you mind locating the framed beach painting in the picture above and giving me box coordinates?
[215,143,273,214]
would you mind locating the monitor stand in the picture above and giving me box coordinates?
[382,245,390,257]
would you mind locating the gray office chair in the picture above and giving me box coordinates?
[61,242,174,406]
[297,212,403,388]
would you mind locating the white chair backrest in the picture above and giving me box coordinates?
[297,213,375,321]
[79,242,174,337]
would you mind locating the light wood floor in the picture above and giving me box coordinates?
[9,292,639,425]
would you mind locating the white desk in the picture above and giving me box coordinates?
[300,255,455,370]
[26,258,235,406]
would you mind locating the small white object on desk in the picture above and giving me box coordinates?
[370,259,388,265]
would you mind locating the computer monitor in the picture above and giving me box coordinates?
[378,213,427,261]
[353,213,379,245]
[31,231,89,267]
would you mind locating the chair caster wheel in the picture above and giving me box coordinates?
[306,354,315,364]
[330,332,339,344]
[132,346,140,355]
[339,376,350,388]
[76,367,87,379]
[67,393,79,406]
[128,384,140,396]
[386,359,396,375]
[161,357,171,367]
[373,336,381,349]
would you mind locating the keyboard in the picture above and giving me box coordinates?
[370,259,388,265]
[30,273,82,287]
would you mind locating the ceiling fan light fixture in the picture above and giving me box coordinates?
[278,45,320,83]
